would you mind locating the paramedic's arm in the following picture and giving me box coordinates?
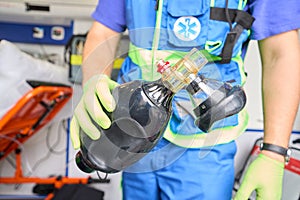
[259,29,300,161]
[70,21,120,149]
[82,21,121,84]
[234,29,300,200]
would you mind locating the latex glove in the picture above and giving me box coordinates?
[234,153,284,200]
[70,74,119,149]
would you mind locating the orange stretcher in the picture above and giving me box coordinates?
[0,80,108,200]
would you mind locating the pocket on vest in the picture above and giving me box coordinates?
[166,0,210,48]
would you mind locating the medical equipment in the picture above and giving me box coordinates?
[75,47,247,174]
[75,48,208,174]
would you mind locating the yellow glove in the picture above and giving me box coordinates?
[234,153,284,200]
[70,74,119,149]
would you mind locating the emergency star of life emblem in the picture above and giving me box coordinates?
[173,16,201,41]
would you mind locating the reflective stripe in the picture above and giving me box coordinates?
[163,109,249,148]
[205,40,222,53]
[128,42,220,80]
[238,0,248,10]
[151,0,164,80]
[70,55,82,65]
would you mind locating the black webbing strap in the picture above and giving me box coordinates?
[210,7,255,63]
[210,7,237,23]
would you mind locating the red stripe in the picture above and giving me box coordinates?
[285,157,300,175]
[250,145,261,156]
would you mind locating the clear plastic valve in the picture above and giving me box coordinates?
[157,48,208,93]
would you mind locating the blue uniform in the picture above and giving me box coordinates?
[91,0,300,199]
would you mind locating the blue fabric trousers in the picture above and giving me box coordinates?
[122,138,237,200]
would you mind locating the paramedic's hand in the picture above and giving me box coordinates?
[70,74,119,149]
[234,153,284,200]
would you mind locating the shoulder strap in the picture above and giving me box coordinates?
[210,8,255,63]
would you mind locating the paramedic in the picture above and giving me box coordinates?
[71,0,300,199]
